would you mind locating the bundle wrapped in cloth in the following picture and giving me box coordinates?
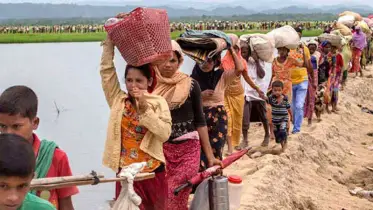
[355,20,371,35]
[331,30,348,46]
[104,7,172,66]
[339,11,362,22]
[332,22,352,36]
[176,30,231,63]
[240,33,275,63]
[318,33,343,48]
[363,18,373,27]
[267,25,300,49]
[112,162,147,210]
[338,15,355,28]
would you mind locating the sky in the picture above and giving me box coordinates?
[0,0,370,5]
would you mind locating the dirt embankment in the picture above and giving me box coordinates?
[225,65,373,210]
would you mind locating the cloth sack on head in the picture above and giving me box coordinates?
[339,11,362,21]
[240,34,275,63]
[318,33,343,48]
[338,15,355,28]
[333,22,352,36]
[267,25,300,49]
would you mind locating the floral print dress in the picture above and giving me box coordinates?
[120,99,161,172]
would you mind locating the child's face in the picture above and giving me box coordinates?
[272,86,283,97]
[277,47,289,58]
[323,44,331,54]
[0,114,39,143]
[0,175,33,210]
[308,44,317,55]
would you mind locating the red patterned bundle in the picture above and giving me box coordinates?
[105,7,172,66]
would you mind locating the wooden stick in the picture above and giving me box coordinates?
[31,173,105,186]
[30,173,155,191]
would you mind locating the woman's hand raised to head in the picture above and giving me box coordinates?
[229,47,245,75]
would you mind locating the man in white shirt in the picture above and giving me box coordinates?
[239,42,273,148]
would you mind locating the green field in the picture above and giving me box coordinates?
[0,29,324,44]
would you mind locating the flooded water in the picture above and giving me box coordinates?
[0,42,197,210]
[0,37,312,209]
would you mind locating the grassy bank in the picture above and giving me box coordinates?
[0,29,323,43]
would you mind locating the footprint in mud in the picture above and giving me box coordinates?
[247,145,283,158]
[304,124,318,133]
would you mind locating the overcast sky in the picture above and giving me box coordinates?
[0,0,370,5]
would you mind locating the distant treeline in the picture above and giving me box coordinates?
[0,13,353,26]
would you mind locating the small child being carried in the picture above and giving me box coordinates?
[268,81,293,151]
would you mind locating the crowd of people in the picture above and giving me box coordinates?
[170,20,332,32]
[0,20,332,34]
[0,24,105,34]
[0,12,372,210]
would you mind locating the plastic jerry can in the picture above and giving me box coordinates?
[228,175,243,210]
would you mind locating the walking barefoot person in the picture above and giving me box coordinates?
[304,40,320,125]
[100,37,171,210]
[317,41,333,115]
[268,81,293,151]
[330,45,344,113]
[350,26,367,77]
[239,40,271,148]
[270,47,303,136]
[220,37,248,154]
[191,34,245,170]
[154,41,221,210]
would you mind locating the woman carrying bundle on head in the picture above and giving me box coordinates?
[220,35,249,155]
[350,25,367,77]
[190,34,245,170]
[100,36,172,210]
[153,41,221,210]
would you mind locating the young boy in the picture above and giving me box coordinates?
[0,86,78,210]
[268,81,293,151]
[0,133,56,210]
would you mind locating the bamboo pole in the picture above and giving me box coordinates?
[30,173,155,191]
[31,173,105,186]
